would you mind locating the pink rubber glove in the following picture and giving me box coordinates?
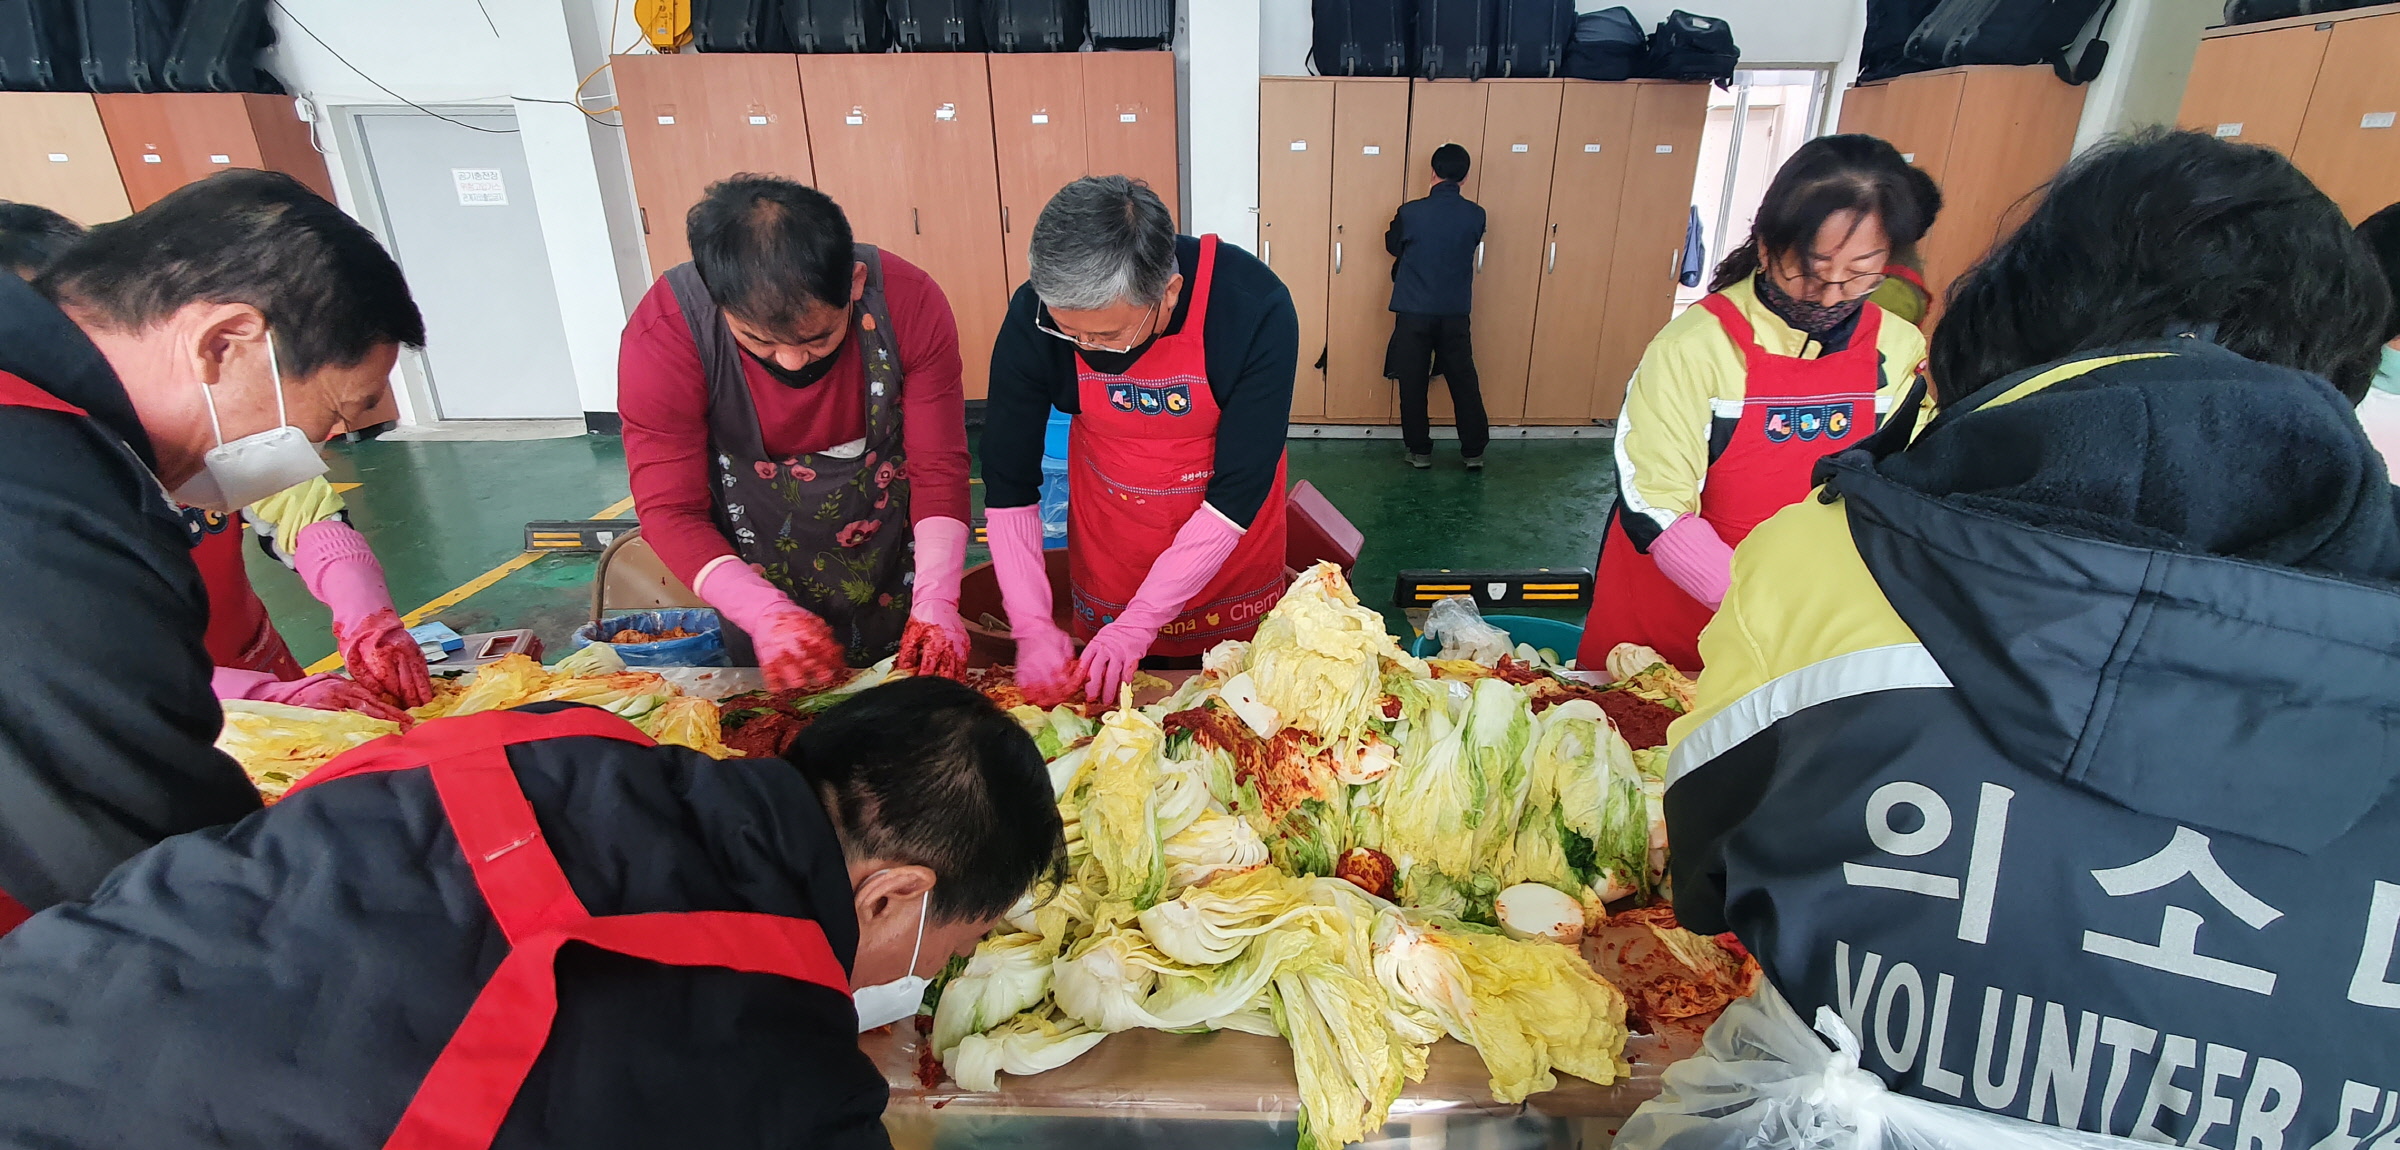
[1081,507,1245,702]
[296,521,432,707]
[986,505,1078,702]
[1650,514,1735,611]
[897,516,970,678]
[213,667,412,725]
[699,560,847,690]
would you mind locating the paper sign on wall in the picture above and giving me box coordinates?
[1654,144,1672,153]
[748,114,768,125]
[1120,113,1137,122]
[2214,123,2242,138]
[936,103,958,122]
[1511,143,1528,152]
[1584,143,1601,152]
[1291,140,1308,151]
[142,154,162,163]
[210,154,231,164]
[1033,113,1050,124]
[46,153,66,162]
[452,168,507,206]
[1364,145,1380,155]
[2365,112,2398,129]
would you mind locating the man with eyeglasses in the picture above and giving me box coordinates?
[618,176,975,690]
[982,176,1300,702]
[0,170,425,930]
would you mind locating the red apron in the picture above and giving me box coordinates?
[0,372,95,932]
[189,509,304,679]
[1068,234,1290,657]
[285,707,853,1150]
[1580,294,1885,673]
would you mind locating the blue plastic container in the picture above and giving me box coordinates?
[1038,408,1072,549]
[1408,614,1586,663]
[570,608,730,667]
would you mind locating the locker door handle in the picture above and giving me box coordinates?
[1475,242,1484,274]
[1547,242,1556,273]
[915,208,922,236]
[1002,206,1010,233]
[640,206,649,235]
[1263,239,1271,265]
[1334,242,1343,273]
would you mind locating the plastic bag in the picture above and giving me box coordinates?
[570,608,729,668]
[1615,983,2154,1150]
[1423,595,1512,664]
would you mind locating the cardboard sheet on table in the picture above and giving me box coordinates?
[867,1021,1702,1122]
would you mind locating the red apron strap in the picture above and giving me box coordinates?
[288,707,655,796]
[0,890,30,936]
[428,749,589,942]
[1884,263,1927,293]
[1696,292,1760,358]
[1183,234,1220,332]
[382,914,850,1150]
[0,370,88,418]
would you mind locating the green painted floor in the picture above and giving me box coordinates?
[252,432,1619,668]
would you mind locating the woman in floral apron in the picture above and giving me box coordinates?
[618,178,975,689]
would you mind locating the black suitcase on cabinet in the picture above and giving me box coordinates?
[1561,6,1642,80]
[0,0,80,90]
[1903,0,2116,84]
[1415,0,1490,78]
[74,0,179,91]
[983,0,1080,50]
[786,0,888,51]
[1636,9,1737,82]
[890,0,982,48]
[1310,0,1409,76]
[1488,0,1571,77]
[694,0,782,51]
[1088,0,1171,49]
[161,0,276,92]
[1857,0,1940,79]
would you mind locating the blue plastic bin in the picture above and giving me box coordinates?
[1038,408,1071,549]
[1408,614,1585,663]
[570,608,730,667]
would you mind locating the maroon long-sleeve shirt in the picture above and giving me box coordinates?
[616,252,972,592]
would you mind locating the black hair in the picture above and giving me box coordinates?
[788,676,1064,924]
[2357,201,2400,344]
[687,175,855,335]
[1932,129,2391,404]
[1431,143,1471,183]
[1893,163,1943,266]
[35,170,423,378]
[1709,133,1929,293]
[0,201,85,277]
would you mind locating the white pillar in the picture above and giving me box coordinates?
[1184,0,1263,252]
[2072,0,2217,154]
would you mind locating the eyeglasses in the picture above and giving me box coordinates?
[1035,302,1160,355]
[1796,270,1889,293]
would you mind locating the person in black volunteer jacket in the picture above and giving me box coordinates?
[0,171,423,930]
[1385,142,1489,469]
[1659,130,2398,1143]
[0,678,1065,1147]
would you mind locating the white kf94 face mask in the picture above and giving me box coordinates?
[169,335,329,512]
[851,891,930,1032]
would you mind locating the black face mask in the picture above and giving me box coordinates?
[1756,270,1869,337]
[744,337,844,389]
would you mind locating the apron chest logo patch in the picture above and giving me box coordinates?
[1765,401,1855,443]
[1107,382,1194,417]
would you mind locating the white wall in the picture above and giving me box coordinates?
[2070,0,2214,153]
[1261,0,1869,77]
[1189,0,1265,251]
[262,0,645,421]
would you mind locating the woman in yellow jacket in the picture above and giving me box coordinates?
[1578,135,1931,673]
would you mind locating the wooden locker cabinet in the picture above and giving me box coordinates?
[1838,66,2084,303]
[797,53,1009,400]
[94,93,332,211]
[613,52,815,274]
[1258,79,1335,421]
[1080,50,1179,224]
[1324,78,1411,423]
[1469,81,1565,423]
[988,52,1181,295]
[2289,10,2400,222]
[990,54,1090,293]
[2176,21,2333,154]
[1524,83,1637,423]
[1590,81,1707,422]
[0,93,133,225]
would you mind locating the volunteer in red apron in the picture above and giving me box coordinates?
[983,177,1301,702]
[1580,136,1932,673]
[0,677,1067,1145]
[619,177,974,689]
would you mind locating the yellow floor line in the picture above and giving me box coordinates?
[330,482,362,494]
[305,494,636,674]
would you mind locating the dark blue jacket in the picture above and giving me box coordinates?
[1386,182,1484,317]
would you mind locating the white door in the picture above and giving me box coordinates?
[356,110,579,420]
